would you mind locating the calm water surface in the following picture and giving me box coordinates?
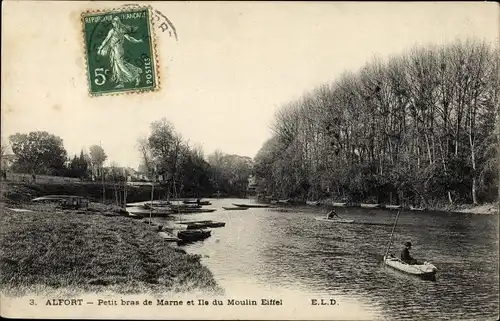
[156,199,499,320]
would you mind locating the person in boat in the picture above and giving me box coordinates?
[326,209,339,219]
[401,241,418,265]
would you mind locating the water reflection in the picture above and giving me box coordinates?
[157,199,499,320]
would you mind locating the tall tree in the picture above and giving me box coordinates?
[89,145,108,179]
[9,131,67,175]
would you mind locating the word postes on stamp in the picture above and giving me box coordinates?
[82,7,159,96]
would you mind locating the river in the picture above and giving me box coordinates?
[155,198,499,320]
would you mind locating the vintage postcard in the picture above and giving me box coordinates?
[1,1,499,320]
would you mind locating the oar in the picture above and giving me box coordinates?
[384,209,401,260]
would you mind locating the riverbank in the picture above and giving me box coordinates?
[0,201,222,297]
[267,198,499,215]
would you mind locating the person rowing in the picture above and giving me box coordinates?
[326,209,340,220]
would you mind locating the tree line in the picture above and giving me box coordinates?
[4,132,108,181]
[254,40,499,207]
[3,123,254,198]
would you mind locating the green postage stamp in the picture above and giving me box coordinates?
[82,7,159,96]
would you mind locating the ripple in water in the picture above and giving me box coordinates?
[164,199,499,320]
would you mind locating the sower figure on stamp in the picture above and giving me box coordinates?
[98,16,143,88]
[401,241,418,265]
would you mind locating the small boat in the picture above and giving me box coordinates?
[143,200,172,207]
[183,200,212,206]
[232,203,269,208]
[409,206,427,211]
[386,205,402,210]
[361,203,383,209]
[179,220,226,229]
[383,256,437,279]
[126,206,173,217]
[306,201,321,206]
[332,202,347,207]
[222,206,249,211]
[177,229,211,242]
[383,209,438,280]
[314,217,354,224]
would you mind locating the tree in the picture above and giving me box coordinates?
[253,40,499,205]
[67,150,89,179]
[89,145,107,179]
[9,131,67,175]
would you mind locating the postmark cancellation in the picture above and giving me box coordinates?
[81,6,159,96]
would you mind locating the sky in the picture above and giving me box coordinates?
[2,1,498,169]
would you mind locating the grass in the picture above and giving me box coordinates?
[0,202,223,297]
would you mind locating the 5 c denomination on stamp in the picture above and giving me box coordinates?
[82,7,159,96]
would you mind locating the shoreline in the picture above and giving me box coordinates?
[264,199,499,215]
[0,201,223,297]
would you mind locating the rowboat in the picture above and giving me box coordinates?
[183,200,212,206]
[385,205,402,210]
[232,203,269,208]
[361,203,384,209]
[314,217,354,224]
[383,256,437,280]
[177,230,211,243]
[332,202,348,207]
[306,201,321,206]
[383,209,438,280]
[222,206,249,210]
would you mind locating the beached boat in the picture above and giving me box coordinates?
[177,230,211,242]
[383,256,437,279]
[314,217,354,224]
[222,206,249,211]
[143,200,172,207]
[361,203,384,209]
[178,220,226,229]
[126,206,173,217]
[183,200,212,206]
[232,203,269,208]
[332,202,348,207]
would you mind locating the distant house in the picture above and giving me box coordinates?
[1,154,16,171]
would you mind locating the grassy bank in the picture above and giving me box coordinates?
[0,202,222,296]
[0,182,169,205]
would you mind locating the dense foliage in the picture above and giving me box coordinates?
[254,40,499,207]
[138,118,253,197]
[6,126,253,198]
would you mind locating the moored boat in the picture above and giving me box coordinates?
[386,205,402,210]
[314,217,354,224]
[361,203,383,209]
[222,206,249,210]
[183,200,212,206]
[306,201,321,206]
[410,206,427,211]
[232,203,269,208]
[177,229,211,243]
[332,202,348,207]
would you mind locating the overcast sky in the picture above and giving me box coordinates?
[2,1,498,169]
